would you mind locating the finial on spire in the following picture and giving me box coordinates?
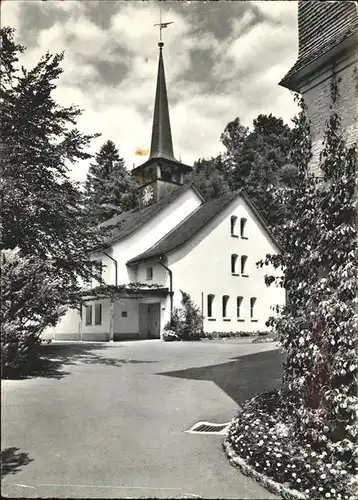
[154,4,173,46]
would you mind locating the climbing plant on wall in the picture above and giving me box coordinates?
[258,81,357,492]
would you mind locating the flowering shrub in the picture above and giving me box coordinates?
[226,390,357,499]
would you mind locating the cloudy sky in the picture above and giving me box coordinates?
[3,0,299,183]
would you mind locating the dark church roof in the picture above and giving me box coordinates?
[101,184,205,246]
[127,189,281,265]
[280,1,358,90]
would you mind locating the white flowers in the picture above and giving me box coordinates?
[274,422,290,437]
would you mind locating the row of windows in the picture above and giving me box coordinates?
[231,254,248,275]
[207,295,257,320]
[231,216,247,238]
[85,304,102,325]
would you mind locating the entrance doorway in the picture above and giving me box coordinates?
[139,302,161,339]
[148,303,160,338]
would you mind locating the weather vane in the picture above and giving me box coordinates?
[154,5,173,43]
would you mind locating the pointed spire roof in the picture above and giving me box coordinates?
[149,42,177,162]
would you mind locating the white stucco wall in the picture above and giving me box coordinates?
[81,299,111,341]
[43,307,81,341]
[168,196,285,333]
[113,298,140,340]
[101,187,203,285]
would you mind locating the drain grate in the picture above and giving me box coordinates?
[185,421,230,435]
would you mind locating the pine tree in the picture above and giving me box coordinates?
[85,140,138,224]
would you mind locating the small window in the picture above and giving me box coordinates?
[240,218,247,238]
[241,255,248,275]
[250,297,257,319]
[85,305,92,325]
[95,303,102,325]
[146,267,153,280]
[237,296,243,319]
[230,216,238,236]
[207,294,215,318]
[122,311,128,318]
[231,254,238,274]
[222,295,229,318]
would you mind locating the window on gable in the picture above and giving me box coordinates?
[222,295,229,318]
[95,303,102,325]
[231,254,238,274]
[85,305,92,325]
[241,255,248,275]
[250,297,257,319]
[230,216,238,236]
[146,267,153,280]
[237,296,243,319]
[207,294,215,318]
[240,218,247,238]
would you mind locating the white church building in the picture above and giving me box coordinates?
[45,39,285,342]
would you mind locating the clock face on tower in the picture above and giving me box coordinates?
[142,185,154,205]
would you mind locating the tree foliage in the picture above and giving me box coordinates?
[186,156,231,201]
[0,27,105,374]
[0,248,69,377]
[85,139,138,224]
[221,113,297,227]
[258,90,358,495]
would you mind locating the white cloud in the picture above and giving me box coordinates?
[3,1,300,183]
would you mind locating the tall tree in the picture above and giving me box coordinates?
[0,27,105,372]
[221,113,298,227]
[186,156,231,201]
[85,140,138,224]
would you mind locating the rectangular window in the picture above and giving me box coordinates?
[231,254,238,274]
[146,267,153,280]
[237,296,244,319]
[241,255,248,275]
[207,294,215,318]
[231,216,238,236]
[85,305,92,325]
[250,297,257,319]
[240,218,247,238]
[222,295,229,318]
[122,311,128,318]
[95,303,102,325]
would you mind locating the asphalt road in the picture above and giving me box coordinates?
[1,340,283,499]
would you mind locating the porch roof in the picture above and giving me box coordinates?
[83,287,170,300]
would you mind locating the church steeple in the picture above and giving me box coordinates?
[149,42,176,162]
[132,22,192,208]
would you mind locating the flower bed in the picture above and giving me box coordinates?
[225,390,357,500]
[202,330,272,340]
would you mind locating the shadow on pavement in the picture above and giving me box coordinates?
[1,447,33,478]
[7,343,157,381]
[157,349,284,406]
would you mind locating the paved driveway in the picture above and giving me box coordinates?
[1,340,283,498]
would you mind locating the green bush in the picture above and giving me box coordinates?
[164,291,203,341]
[1,249,66,378]
[201,330,270,340]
